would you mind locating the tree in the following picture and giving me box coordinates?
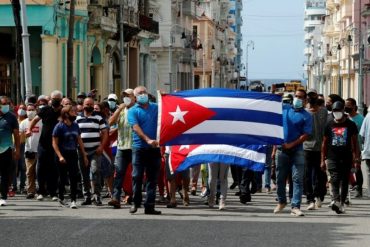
[67,0,76,97]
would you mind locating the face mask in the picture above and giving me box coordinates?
[344,107,353,114]
[27,111,36,120]
[18,109,26,116]
[51,99,61,108]
[69,115,77,122]
[108,101,116,110]
[333,111,343,120]
[84,106,94,113]
[293,98,303,109]
[123,97,131,106]
[0,104,9,114]
[137,94,149,105]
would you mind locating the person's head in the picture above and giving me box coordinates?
[61,97,73,107]
[317,94,325,107]
[293,89,307,109]
[121,88,135,107]
[17,104,27,118]
[282,94,293,105]
[307,88,318,106]
[134,86,149,105]
[332,101,345,121]
[83,97,94,114]
[60,105,77,123]
[26,94,37,105]
[76,104,84,113]
[50,90,63,109]
[26,104,37,120]
[94,103,101,112]
[0,96,10,115]
[107,93,118,111]
[345,98,357,115]
[98,101,110,119]
[77,92,86,105]
[326,94,344,111]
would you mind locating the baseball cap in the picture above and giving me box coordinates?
[307,88,317,95]
[77,92,86,98]
[282,94,293,101]
[122,88,134,95]
[108,93,118,101]
[332,101,344,111]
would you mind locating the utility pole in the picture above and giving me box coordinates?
[20,0,32,98]
[11,0,22,102]
[67,0,76,97]
[358,1,364,114]
[119,2,126,90]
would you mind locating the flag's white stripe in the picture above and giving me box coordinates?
[183,120,283,139]
[185,97,282,114]
[187,145,266,163]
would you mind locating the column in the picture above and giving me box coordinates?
[41,35,58,95]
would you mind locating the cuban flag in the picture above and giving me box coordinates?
[169,144,266,174]
[157,88,283,146]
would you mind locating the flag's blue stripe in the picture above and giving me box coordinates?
[172,88,281,102]
[165,133,283,146]
[176,154,265,173]
[209,108,282,126]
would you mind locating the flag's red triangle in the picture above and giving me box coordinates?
[159,95,216,145]
[169,145,200,173]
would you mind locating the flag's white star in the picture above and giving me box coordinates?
[179,145,190,151]
[169,105,188,124]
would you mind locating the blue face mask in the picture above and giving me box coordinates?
[293,98,303,109]
[1,104,9,114]
[108,101,116,110]
[137,94,149,105]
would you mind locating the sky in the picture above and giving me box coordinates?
[242,0,305,80]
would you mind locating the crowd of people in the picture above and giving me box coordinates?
[0,86,370,216]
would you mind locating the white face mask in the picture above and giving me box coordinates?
[18,109,26,116]
[27,110,37,120]
[123,97,131,106]
[333,111,343,120]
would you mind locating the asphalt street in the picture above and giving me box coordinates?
[1,165,370,247]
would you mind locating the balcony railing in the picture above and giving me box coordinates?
[88,5,117,33]
[182,0,196,17]
[139,15,159,34]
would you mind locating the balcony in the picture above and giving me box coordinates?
[305,33,313,41]
[88,5,117,33]
[304,19,323,28]
[341,4,352,18]
[304,47,313,55]
[183,0,196,17]
[305,8,326,16]
[139,15,159,34]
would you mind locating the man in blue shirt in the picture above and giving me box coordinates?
[127,86,161,215]
[273,89,312,216]
[0,96,20,206]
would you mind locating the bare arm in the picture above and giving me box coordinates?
[351,135,361,169]
[52,136,65,164]
[132,124,158,147]
[26,116,41,137]
[77,136,89,167]
[108,104,125,126]
[13,128,20,160]
[96,128,109,155]
[320,136,328,171]
[283,133,309,150]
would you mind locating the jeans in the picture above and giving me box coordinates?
[57,150,80,201]
[264,145,273,189]
[13,143,26,190]
[239,168,255,199]
[327,159,351,204]
[112,149,132,201]
[275,149,305,209]
[132,148,161,209]
[37,145,58,197]
[208,163,229,200]
[304,150,327,203]
[0,148,13,200]
[79,152,102,199]
[230,166,242,187]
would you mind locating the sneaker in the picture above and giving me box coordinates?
[307,202,316,210]
[108,199,121,209]
[208,197,215,208]
[315,198,322,208]
[190,187,197,196]
[331,201,342,214]
[0,199,7,206]
[265,188,272,194]
[94,197,103,206]
[291,207,304,216]
[273,203,286,214]
[338,204,345,214]
[59,199,67,206]
[200,188,209,198]
[52,196,59,201]
[144,208,162,215]
[70,201,77,209]
[158,195,167,204]
[36,194,44,201]
[219,198,226,210]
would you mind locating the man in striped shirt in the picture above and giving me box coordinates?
[76,97,108,206]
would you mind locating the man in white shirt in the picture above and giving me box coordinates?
[360,106,370,197]
[19,104,42,199]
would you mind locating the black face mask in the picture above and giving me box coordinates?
[326,104,332,111]
[69,115,77,122]
[84,106,94,113]
[308,97,317,105]
[344,107,353,114]
[51,99,61,108]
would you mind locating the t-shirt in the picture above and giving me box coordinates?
[360,114,370,159]
[52,121,81,152]
[303,107,328,151]
[19,118,42,153]
[281,104,312,151]
[128,102,158,148]
[76,112,107,154]
[324,118,358,161]
[117,108,132,150]
[0,112,18,153]
[38,105,61,148]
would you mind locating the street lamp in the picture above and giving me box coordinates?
[337,43,342,96]
[168,24,186,93]
[245,40,254,86]
[346,34,352,98]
